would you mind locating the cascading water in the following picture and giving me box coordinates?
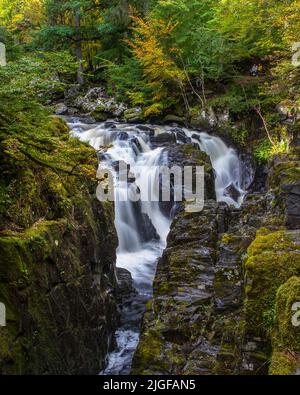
[67,118,246,375]
[185,130,246,208]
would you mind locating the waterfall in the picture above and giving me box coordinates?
[67,118,246,375]
[186,130,246,208]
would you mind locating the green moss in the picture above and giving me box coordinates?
[269,350,298,375]
[269,276,300,375]
[132,314,168,374]
[244,229,300,335]
[181,144,212,173]
[221,233,235,245]
[268,160,300,190]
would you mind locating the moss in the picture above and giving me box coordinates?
[244,229,300,335]
[269,350,298,375]
[221,233,235,245]
[268,160,300,190]
[269,276,300,375]
[132,312,168,374]
[181,144,213,173]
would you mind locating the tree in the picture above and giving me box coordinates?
[126,12,186,115]
[38,0,103,84]
[0,0,44,43]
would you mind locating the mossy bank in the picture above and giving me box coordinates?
[0,116,119,374]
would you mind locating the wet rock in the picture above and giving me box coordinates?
[282,183,300,229]
[136,125,155,135]
[132,183,289,375]
[117,131,129,141]
[67,107,79,115]
[105,121,117,129]
[55,103,68,115]
[124,108,143,123]
[0,198,119,375]
[150,132,176,144]
[117,268,138,302]
[163,114,186,125]
[224,183,242,202]
[139,213,160,243]
[239,152,256,191]
[174,128,191,144]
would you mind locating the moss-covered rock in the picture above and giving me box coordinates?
[0,116,119,375]
[269,276,300,375]
[244,229,300,336]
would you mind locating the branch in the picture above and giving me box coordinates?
[255,106,275,146]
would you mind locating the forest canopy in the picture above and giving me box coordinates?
[0,0,299,149]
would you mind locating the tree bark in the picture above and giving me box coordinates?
[75,11,84,85]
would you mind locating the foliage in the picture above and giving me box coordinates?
[125,13,186,115]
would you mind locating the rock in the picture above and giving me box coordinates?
[73,87,127,118]
[163,114,186,124]
[64,84,82,103]
[135,125,155,134]
[124,108,143,122]
[132,181,290,375]
[116,268,138,302]
[67,107,79,115]
[105,121,117,129]
[132,201,227,374]
[224,183,242,202]
[190,107,217,129]
[150,132,176,144]
[55,103,68,115]
[138,213,160,243]
[276,99,300,122]
[267,154,300,230]
[131,201,160,243]
[244,229,300,375]
[0,117,119,375]
[173,128,191,144]
[117,131,129,141]
[269,275,300,375]
[239,152,256,191]
[282,183,300,229]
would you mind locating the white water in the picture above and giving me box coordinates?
[186,130,246,208]
[68,118,246,375]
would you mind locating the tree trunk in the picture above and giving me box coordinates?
[75,11,84,86]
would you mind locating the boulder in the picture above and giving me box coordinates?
[73,87,127,118]
[124,108,143,122]
[138,213,160,243]
[116,268,138,303]
[276,99,300,122]
[135,125,155,134]
[163,114,186,125]
[150,132,176,144]
[224,183,242,202]
[55,103,68,115]
[173,128,191,144]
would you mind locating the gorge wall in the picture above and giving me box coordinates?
[132,136,300,375]
[0,118,119,375]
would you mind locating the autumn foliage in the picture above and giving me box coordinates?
[126,13,186,116]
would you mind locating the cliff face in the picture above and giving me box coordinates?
[0,117,119,374]
[132,139,300,375]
